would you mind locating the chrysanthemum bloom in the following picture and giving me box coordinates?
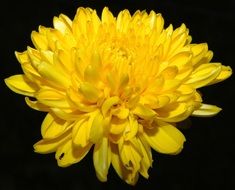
[5,7,232,185]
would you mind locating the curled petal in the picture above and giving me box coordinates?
[112,107,129,120]
[101,96,120,116]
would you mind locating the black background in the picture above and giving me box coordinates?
[1,0,235,189]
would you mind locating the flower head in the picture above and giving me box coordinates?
[5,7,232,185]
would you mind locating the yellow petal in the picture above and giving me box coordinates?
[142,94,170,109]
[36,88,70,108]
[132,104,156,120]
[84,51,102,83]
[101,96,120,116]
[101,7,115,24]
[93,137,111,182]
[72,119,89,147]
[59,14,72,29]
[53,16,70,34]
[111,144,125,179]
[15,51,30,64]
[169,51,192,69]
[118,140,142,171]
[36,61,70,88]
[89,111,104,143]
[112,107,129,120]
[150,12,164,33]
[190,43,213,66]
[137,136,152,178]
[5,75,37,96]
[111,144,139,185]
[124,116,139,140]
[79,82,100,103]
[186,63,222,88]
[144,120,186,154]
[161,79,181,92]
[119,74,129,90]
[161,66,178,80]
[191,43,208,57]
[31,31,48,50]
[208,65,232,85]
[157,103,193,122]
[109,118,127,135]
[67,88,97,112]
[55,140,91,167]
[177,84,194,95]
[34,129,71,154]
[192,103,222,117]
[41,113,70,139]
[25,97,49,111]
[72,112,97,147]
[117,10,131,32]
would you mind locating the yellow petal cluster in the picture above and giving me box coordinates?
[5,7,232,185]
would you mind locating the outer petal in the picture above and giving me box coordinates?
[72,119,90,147]
[157,103,194,122]
[34,129,71,154]
[185,63,222,88]
[41,113,71,139]
[55,140,92,167]
[137,136,153,179]
[143,120,186,155]
[31,31,48,50]
[192,103,222,117]
[118,140,142,175]
[36,88,71,108]
[25,97,49,111]
[93,137,111,182]
[208,65,232,85]
[5,75,37,96]
[111,144,139,185]
[89,111,104,143]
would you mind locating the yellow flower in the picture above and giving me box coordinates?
[5,7,232,185]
